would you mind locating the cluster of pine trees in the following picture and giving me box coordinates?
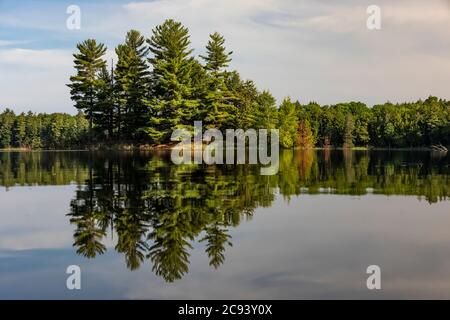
[1,19,449,150]
[0,109,88,149]
[67,19,280,144]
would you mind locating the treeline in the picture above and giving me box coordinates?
[1,96,449,150]
[65,18,449,149]
[1,19,449,149]
[0,110,88,149]
[296,97,450,149]
[1,150,448,203]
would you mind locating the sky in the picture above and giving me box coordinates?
[1,0,450,114]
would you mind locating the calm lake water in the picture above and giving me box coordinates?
[0,150,449,299]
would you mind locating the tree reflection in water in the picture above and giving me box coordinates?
[1,150,448,282]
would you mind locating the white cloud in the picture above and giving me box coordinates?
[2,0,450,112]
[0,48,117,113]
[0,48,72,68]
[0,48,72,113]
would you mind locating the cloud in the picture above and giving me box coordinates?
[0,40,21,46]
[0,47,116,113]
[1,0,450,113]
[0,48,71,68]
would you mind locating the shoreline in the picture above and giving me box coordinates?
[1,145,447,152]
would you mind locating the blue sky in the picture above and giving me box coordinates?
[1,0,450,114]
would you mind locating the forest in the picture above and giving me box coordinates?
[0,19,449,150]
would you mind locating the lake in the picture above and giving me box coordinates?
[0,150,449,299]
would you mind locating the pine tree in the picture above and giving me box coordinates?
[201,32,232,72]
[13,113,26,147]
[24,112,41,148]
[0,109,16,148]
[255,91,277,130]
[96,65,115,139]
[115,30,150,140]
[200,32,235,130]
[68,39,107,132]
[235,80,259,130]
[146,19,199,143]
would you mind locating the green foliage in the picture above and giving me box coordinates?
[200,32,236,130]
[115,30,150,139]
[278,98,299,148]
[369,97,449,148]
[255,91,278,130]
[147,19,199,143]
[200,32,232,72]
[343,114,355,148]
[0,109,88,149]
[0,109,15,148]
[68,39,107,130]
[296,119,314,148]
[95,66,115,139]
[295,98,449,148]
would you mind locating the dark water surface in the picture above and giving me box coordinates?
[0,150,449,299]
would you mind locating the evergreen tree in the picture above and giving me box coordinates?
[255,91,277,130]
[24,112,41,148]
[200,32,235,130]
[234,80,259,130]
[0,109,16,148]
[96,65,115,139]
[13,113,26,147]
[200,32,232,72]
[147,19,198,143]
[115,30,150,139]
[68,39,107,131]
[190,59,209,101]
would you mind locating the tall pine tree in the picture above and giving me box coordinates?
[200,32,235,130]
[115,30,150,140]
[146,19,199,143]
[95,65,115,139]
[255,91,277,130]
[68,39,107,132]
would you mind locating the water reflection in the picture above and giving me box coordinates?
[1,150,449,283]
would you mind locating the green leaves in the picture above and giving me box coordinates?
[278,98,299,149]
